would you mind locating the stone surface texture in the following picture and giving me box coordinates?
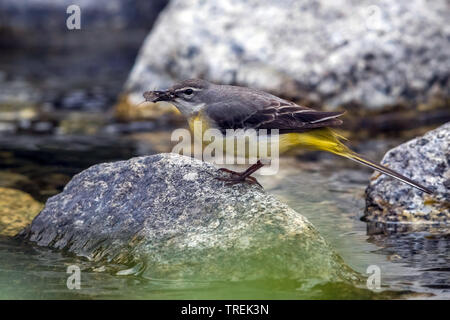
[365,122,450,223]
[21,153,357,282]
[125,0,449,111]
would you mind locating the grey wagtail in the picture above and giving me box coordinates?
[143,79,432,194]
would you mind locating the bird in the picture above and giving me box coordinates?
[142,78,432,194]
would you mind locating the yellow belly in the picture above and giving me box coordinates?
[189,116,279,160]
[188,115,348,159]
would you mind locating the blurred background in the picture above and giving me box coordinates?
[0,0,448,201]
[0,0,449,299]
[0,0,169,202]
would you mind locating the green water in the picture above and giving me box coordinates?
[261,160,450,299]
[0,137,449,299]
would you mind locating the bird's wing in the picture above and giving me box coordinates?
[204,94,344,134]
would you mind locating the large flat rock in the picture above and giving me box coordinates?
[21,153,358,282]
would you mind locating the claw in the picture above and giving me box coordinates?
[215,164,263,188]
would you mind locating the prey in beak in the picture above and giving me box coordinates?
[143,90,174,103]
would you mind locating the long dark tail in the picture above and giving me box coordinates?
[296,128,433,194]
[342,152,433,194]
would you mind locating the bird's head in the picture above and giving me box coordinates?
[143,79,212,117]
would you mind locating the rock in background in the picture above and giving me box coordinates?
[0,188,43,236]
[365,122,450,223]
[124,0,449,118]
[20,153,358,282]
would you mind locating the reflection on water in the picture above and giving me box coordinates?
[0,237,410,300]
[260,157,450,299]
[0,139,449,299]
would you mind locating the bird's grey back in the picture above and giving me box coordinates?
[170,79,343,132]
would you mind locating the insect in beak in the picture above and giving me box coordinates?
[143,90,174,102]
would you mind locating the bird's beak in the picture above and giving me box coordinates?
[143,90,174,102]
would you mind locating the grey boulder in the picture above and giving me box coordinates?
[365,122,450,223]
[21,153,357,282]
[125,0,449,111]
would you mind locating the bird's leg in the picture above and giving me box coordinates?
[217,160,264,187]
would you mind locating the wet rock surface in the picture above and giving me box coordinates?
[20,153,358,282]
[125,0,449,112]
[365,122,450,223]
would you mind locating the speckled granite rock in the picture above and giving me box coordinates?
[365,122,450,223]
[125,0,449,111]
[20,153,358,282]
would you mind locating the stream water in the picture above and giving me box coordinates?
[0,135,449,299]
[1,36,449,300]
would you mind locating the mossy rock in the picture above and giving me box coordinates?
[0,187,43,236]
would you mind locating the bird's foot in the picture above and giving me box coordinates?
[215,161,264,188]
[216,169,262,188]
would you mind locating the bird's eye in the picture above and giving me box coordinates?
[184,89,194,95]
